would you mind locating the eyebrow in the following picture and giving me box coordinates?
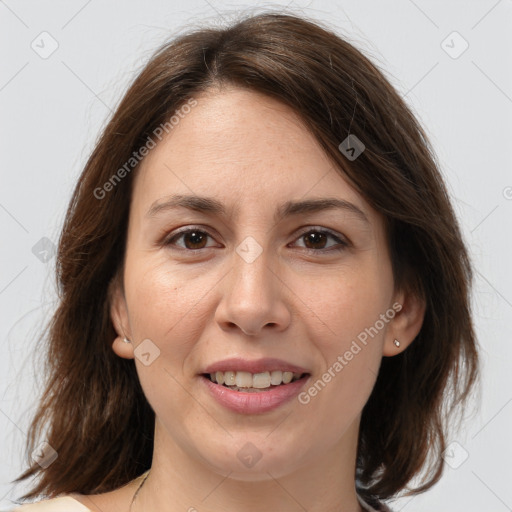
[146,194,369,224]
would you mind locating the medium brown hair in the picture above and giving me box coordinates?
[15,10,479,505]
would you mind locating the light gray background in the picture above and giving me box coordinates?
[1,1,511,510]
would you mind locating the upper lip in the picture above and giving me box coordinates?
[201,357,310,375]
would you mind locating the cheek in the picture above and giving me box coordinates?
[296,271,387,434]
[294,262,392,406]
[298,263,392,346]
[123,257,214,369]
[125,256,207,329]
[123,260,212,416]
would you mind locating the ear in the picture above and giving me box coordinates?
[109,275,135,360]
[383,286,426,357]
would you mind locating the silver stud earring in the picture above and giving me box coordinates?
[123,337,131,343]
[393,339,400,347]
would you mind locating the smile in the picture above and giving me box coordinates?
[200,372,311,414]
[205,370,306,390]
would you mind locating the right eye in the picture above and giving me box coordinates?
[163,227,219,251]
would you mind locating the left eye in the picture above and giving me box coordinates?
[164,227,348,252]
[291,229,348,252]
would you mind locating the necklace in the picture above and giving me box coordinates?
[128,470,369,512]
[128,470,150,512]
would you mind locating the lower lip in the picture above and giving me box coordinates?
[200,374,310,414]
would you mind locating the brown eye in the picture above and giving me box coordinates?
[182,230,208,249]
[303,231,328,250]
[165,228,216,250]
[292,228,348,253]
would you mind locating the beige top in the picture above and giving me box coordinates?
[12,496,92,511]
[12,492,390,511]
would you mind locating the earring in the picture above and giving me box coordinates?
[123,337,131,343]
[393,339,400,347]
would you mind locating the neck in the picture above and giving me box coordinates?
[132,417,365,512]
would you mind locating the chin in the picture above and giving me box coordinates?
[199,438,307,481]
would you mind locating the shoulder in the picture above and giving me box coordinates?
[11,495,93,512]
[11,470,150,512]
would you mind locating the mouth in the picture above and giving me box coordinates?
[201,370,310,393]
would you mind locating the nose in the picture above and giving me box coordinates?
[214,242,291,336]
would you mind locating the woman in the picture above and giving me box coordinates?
[12,10,479,512]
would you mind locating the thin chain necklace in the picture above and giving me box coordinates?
[127,470,369,512]
[128,470,150,512]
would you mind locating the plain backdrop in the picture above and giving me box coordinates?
[1,1,511,510]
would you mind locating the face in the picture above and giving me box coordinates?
[111,86,422,481]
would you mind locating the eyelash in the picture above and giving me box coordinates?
[162,226,349,254]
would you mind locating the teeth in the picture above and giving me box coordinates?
[253,372,272,389]
[224,371,235,385]
[235,371,253,388]
[270,370,283,385]
[207,370,303,387]
[282,372,293,384]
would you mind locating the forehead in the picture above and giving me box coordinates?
[131,86,376,225]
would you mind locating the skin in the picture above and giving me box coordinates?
[71,86,425,512]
